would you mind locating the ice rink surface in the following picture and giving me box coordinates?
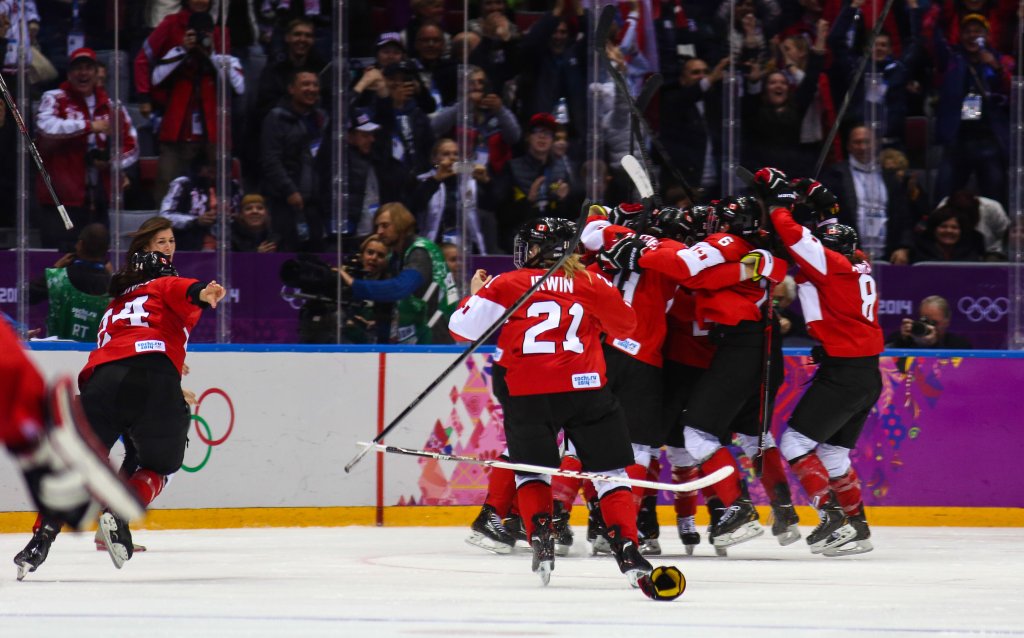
[0,525,1022,637]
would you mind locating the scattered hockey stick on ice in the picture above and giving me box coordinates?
[360,442,734,492]
[343,200,592,474]
[0,73,73,230]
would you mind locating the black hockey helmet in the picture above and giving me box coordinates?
[688,204,715,241]
[814,223,859,256]
[650,206,698,242]
[706,196,761,237]
[129,251,178,278]
[513,217,578,268]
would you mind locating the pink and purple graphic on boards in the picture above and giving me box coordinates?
[400,354,1024,508]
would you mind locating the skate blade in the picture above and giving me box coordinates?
[465,532,513,555]
[554,543,572,557]
[714,546,728,557]
[775,525,802,546]
[810,524,857,554]
[98,513,130,569]
[16,562,31,581]
[712,521,765,548]
[589,538,612,555]
[823,539,874,557]
[95,541,147,553]
[683,544,696,556]
[639,539,662,556]
[533,560,553,586]
[624,567,652,589]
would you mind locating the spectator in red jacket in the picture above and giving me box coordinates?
[34,47,138,252]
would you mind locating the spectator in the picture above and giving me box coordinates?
[440,240,460,287]
[254,18,325,126]
[467,1,521,95]
[929,12,1013,205]
[879,147,930,227]
[1,1,39,78]
[777,21,835,165]
[27,223,110,342]
[146,9,244,201]
[716,0,779,67]
[885,294,973,349]
[940,189,1010,259]
[821,124,914,264]
[516,4,590,141]
[910,206,983,263]
[261,69,329,252]
[467,0,521,41]
[740,41,824,178]
[496,112,572,251]
[658,55,729,199]
[34,47,138,252]
[411,137,494,254]
[338,202,458,345]
[410,22,457,107]
[159,150,242,251]
[402,0,447,52]
[773,274,810,345]
[231,193,277,253]
[342,234,393,344]
[371,59,436,177]
[352,32,435,114]
[341,108,407,247]
[828,0,924,149]
[430,65,520,176]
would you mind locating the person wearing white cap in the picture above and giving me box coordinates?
[345,108,407,242]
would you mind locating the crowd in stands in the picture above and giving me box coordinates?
[0,0,1022,340]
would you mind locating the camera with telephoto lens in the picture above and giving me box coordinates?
[909,317,936,337]
[280,253,371,343]
[280,253,339,302]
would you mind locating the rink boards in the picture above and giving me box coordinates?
[1,345,1022,531]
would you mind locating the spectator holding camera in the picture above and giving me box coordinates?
[144,7,244,202]
[338,203,458,345]
[370,60,436,177]
[34,47,138,252]
[353,32,436,115]
[885,295,972,349]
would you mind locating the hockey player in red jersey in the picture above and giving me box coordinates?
[603,195,792,551]
[761,170,883,556]
[449,217,669,592]
[2,321,144,580]
[14,216,225,576]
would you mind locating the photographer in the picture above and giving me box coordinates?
[279,235,393,344]
[34,48,138,252]
[144,7,244,201]
[885,295,973,349]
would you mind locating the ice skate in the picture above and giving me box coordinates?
[466,504,515,554]
[676,515,700,556]
[823,511,873,557]
[807,496,856,554]
[586,498,611,555]
[706,498,728,556]
[95,525,147,554]
[607,525,653,588]
[711,498,764,548]
[98,512,134,569]
[529,513,555,586]
[502,513,530,550]
[14,523,59,581]
[552,501,574,557]
[637,495,661,556]
[769,502,801,546]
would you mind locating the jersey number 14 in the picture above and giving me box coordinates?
[96,295,151,347]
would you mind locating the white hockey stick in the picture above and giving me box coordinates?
[359,442,734,493]
[621,154,654,200]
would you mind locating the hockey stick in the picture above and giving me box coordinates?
[343,200,592,474]
[0,73,73,230]
[812,0,898,179]
[595,4,700,205]
[360,442,734,493]
[621,153,656,232]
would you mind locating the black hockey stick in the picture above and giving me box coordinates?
[0,73,73,230]
[812,0,898,178]
[343,200,592,474]
[735,165,777,476]
[595,4,700,205]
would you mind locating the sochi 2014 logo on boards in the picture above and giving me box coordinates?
[181,388,235,473]
[957,296,1009,323]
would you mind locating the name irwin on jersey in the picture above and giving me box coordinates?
[530,275,574,293]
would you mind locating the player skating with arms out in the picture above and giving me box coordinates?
[450,218,682,598]
[14,216,225,575]
[756,168,882,555]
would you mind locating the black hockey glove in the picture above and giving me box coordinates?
[791,177,839,224]
[607,202,645,228]
[753,167,798,211]
[602,236,650,273]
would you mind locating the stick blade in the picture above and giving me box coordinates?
[735,165,755,187]
[622,154,654,199]
[595,4,616,51]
